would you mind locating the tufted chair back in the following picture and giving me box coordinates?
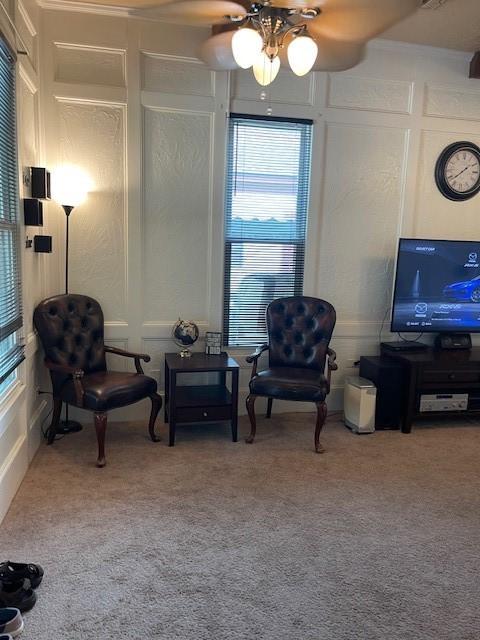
[266,296,336,371]
[34,294,106,394]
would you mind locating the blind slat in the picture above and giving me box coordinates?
[223,115,312,347]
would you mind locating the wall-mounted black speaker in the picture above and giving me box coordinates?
[31,167,51,200]
[34,235,52,253]
[24,198,43,226]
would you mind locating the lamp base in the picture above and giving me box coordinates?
[58,419,83,435]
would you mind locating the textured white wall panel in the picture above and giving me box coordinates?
[318,123,408,322]
[142,108,211,323]
[424,84,480,122]
[232,68,314,106]
[58,100,127,322]
[414,130,480,239]
[54,43,126,87]
[327,75,413,114]
[142,54,214,97]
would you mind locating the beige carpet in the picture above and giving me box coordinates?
[1,412,479,640]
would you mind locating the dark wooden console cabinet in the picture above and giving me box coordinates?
[383,347,480,433]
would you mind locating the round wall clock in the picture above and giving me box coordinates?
[435,141,480,201]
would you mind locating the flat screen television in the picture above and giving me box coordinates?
[391,238,480,333]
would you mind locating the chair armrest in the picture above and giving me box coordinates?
[326,347,338,393]
[327,347,338,371]
[245,343,269,378]
[44,359,85,405]
[104,345,151,374]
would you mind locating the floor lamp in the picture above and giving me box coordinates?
[52,165,91,435]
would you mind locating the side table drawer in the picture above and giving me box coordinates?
[175,405,232,423]
[421,369,480,384]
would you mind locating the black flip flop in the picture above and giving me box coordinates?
[0,580,36,613]
[0,562,44,589]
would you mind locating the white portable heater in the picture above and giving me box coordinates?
[344,376,376,434]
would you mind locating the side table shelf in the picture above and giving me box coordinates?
[164,352,240,446]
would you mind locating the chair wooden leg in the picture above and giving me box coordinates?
[266,398,273,419]
[148,393,162,442]
[47,397,62,445]
[315,402,327,454]
[94,412,107,467]
[245,394,257,444]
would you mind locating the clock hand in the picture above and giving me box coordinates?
[452,166,469,179]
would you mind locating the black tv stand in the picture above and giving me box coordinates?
[381,340,428,353]
[382,347,480,433]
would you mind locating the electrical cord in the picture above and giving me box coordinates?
[39,393,66,442]
[378,306,391,344]
[379,306,424,344]
[397,331,424,343]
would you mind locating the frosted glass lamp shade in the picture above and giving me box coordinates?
[232,28,263,69]
[253,53,280,86]
[52,165,92,208]
[287,36,318,76]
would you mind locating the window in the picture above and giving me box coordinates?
[0,37,23,395]
[223,114,313,347]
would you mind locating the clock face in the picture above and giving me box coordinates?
[435,142,480,201]
[445,149,480,193]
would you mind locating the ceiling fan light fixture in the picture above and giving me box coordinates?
[232,27,263,68]
[287,35,318,76]
[253,52,280,86]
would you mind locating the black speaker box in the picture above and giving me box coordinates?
[359,356,405,429]
[34,235,52,253]
[31,167,51,200]
[24,198,43,226]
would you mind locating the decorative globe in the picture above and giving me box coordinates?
[172,318,199,357]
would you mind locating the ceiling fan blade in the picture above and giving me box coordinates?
[269,0,323,8]
[140,1,247,25]
[309,0,422,43]
[198,31,238,70]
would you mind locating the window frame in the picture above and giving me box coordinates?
[222,113,313,348]
[0,32,23,400]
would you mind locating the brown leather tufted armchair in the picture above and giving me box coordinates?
[245,296,337,453]
[34,294,162,467]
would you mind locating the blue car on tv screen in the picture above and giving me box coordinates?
[443,275,480,303]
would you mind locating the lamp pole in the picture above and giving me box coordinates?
[59,203,82,435]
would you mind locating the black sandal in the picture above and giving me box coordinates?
[0,562,44,589]
[0,579,36,613]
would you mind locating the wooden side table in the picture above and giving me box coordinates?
[164,352,240,446]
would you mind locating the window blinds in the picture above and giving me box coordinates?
[0,37,23,387]
[223,114,313,347]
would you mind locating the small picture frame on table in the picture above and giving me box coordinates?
[205,331,222,355]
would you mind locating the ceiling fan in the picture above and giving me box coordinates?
[136,0,422,86]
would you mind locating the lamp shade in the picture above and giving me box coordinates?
[232,28,263,69]
[287,36,318,76]
[253,53,280,86]
[52,165,92,208]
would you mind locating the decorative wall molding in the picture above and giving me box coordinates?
[327,75,414,115]
[38,0,130,17]
[424,83,480,122]
[53,42,126,87]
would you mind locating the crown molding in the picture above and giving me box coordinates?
[37,0,131,17]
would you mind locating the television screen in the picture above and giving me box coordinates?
[391,238,480,333]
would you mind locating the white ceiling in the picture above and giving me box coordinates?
[52,0,480,53]
[384,0,480,52]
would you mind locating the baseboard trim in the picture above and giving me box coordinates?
[0,433,28,524]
